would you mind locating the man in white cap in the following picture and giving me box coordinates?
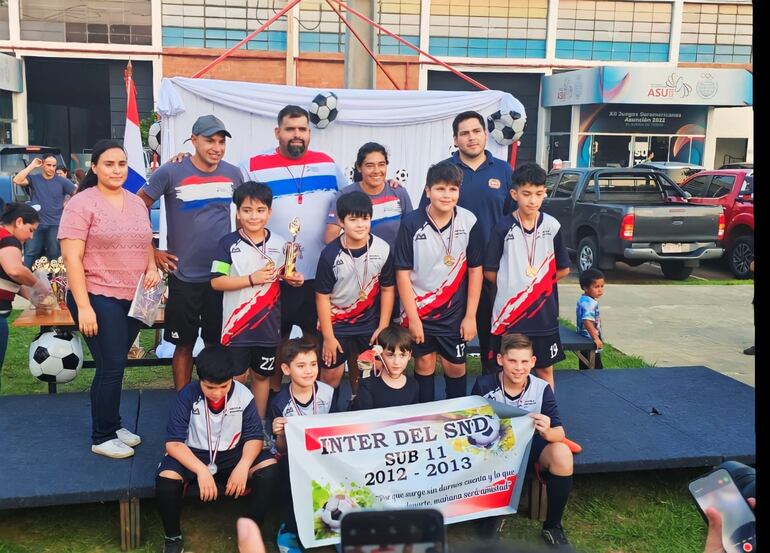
[138,115,244,390]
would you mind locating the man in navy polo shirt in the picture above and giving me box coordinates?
[420,111,513,373]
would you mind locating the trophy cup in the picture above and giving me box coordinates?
[284,217,301,277]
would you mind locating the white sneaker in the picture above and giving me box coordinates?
[92,438,135,459]
[116,428,142,447]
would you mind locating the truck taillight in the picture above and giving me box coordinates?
[619,214,635,240]
[717,212,725,240]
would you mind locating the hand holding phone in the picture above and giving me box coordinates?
[689,468,755,553]
[341,509,445,553]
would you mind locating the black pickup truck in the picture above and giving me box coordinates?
[542,168,724,280]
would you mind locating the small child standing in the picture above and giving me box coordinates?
[211,181,304,420]
[576,268,605,370]
[350,325,420,410]
[268,338,337,553]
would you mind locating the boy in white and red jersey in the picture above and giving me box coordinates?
[315,191,395,404]
[394,161,484,403]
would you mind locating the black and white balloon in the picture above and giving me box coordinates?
[309,92,339,129]
[148,121,161,154]
[394,168,409,185]
[487,110,527,145]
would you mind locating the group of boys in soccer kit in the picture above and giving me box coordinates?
[153,108,579,553]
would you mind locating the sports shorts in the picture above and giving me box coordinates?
[164,275,223,346]
[412,334,467,364]
[280,280,319,337]
[489,331,565,370]
[319,334,371,370]
[229,345,278,378]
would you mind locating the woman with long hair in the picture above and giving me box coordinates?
[59,139,160,459]
[0,203,40,390]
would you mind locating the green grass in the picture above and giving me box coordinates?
[0,313,709,552]
[610,278,753,286]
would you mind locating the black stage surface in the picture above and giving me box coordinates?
[1,365,754,511]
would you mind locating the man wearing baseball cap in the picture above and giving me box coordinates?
[138,115,244,390]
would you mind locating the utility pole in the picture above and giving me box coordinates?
[344,0,376,89]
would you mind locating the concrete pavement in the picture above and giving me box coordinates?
[558,283,755,387]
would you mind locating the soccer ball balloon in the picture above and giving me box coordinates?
[467,414,501,447]
[29,331,83,384]
[487,110,527,145]
[309,91,339,129]
[345,166,355,182]
[394,168,409,185]
[321,493,358,530]
[148,121,161,154]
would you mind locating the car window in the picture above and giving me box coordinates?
[596,175,662,202]
[553,173,579,199]
[545,173,560,197]
[739,174,753,195]
[681,175,711,197]
[579,177,597,202]
[706,175,735,198]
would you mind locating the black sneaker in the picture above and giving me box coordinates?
[163,537,184,553]
[542,525,570,547]
[743,346,755,355]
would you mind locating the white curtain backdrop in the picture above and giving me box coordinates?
[155,77,526,248]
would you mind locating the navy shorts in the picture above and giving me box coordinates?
[412,335,467,364]
[489,331,565,370]
[156,448,276,483]
[280,281,319,337]
[229,345,278,378]
[320,334,370,370]
[164,275,223,346]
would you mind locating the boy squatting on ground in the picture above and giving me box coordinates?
[154,345,279,553]
[394,161,484,403]
[315,191,395,407]
[349,324,420,410]
[576,268,605,370]
[210,181,304,422]
[472,333,574,547]
[268,338,337,553]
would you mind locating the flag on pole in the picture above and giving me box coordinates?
[123,61,147,194]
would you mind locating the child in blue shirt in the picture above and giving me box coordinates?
[576,268,605,370]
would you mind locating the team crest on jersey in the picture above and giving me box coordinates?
[415,232,427,240]
[488,178,501,189]
[231,247,241,253]
[334,258,345,266]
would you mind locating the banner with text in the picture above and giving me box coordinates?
[285,397,535,548]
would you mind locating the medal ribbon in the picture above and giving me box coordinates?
[342,235,370,300]
[514,211,539,275]
[500,372,528,409]
[285,164,307,204]
[425,206,455,262]
[289,382,317,416]
[204,392,229,470]
[239,229,274,269]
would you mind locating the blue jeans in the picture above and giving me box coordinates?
[67,292,143,445]
[0,313,8,391]
[24,224,61,268]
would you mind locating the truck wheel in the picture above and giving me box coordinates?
[660,261,693,280]
[728,236,754,279]
[577,236,600,274]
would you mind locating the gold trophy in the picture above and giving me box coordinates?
[284,217,301,277]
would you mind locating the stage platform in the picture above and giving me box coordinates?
[0,366,755,549]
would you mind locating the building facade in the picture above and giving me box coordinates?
[0,0,752,169]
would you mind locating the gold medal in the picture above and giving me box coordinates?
[444,255,455,267]
[527,265,537,277]
[358,289,367,301]
[265,260,275,271]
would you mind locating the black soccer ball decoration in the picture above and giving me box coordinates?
[394,168,408,185]
[29,331,83,384]
[309,91,339,129]
[487,110,527,145]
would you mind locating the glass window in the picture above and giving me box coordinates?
[21,0,151,44]
[377,0,420,55]
[553,173,579,198]
[550,106,571,133]
[0,0,9,40]
[740,174,753,196]
[596,174,661,202]
[707,175,735,198]
[682,175,711,197]
[679,3,752,64]
[545,172,560,196]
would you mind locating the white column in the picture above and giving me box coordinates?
[545,0,559,62]
[151,0,163,50]
[285,4,299,85]
[417,0,431,90]
[703,107,717,170]
[11,56,28,145]
[151,56,163,111]
[669,0,684,64]
[536,69,552,166]
[568,105,580,168]
[7,0,20,42]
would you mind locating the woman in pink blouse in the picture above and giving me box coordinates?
[59,139,160,459]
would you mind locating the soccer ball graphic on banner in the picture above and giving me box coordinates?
[148,121,161,154]
[309,92,339,129]
[467,414,501,447]
[487,110,527,145]
[394,168,409,185]
[321,493,359,530]
[29,331,84,384]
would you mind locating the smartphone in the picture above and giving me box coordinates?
[341,509,445,553]
[688,468,756,553]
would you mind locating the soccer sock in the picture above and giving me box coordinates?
[415,374,435,402]
[155,476,184,539]
[543,473,573,529]
[444,374,467,399]
[248,463,279,525]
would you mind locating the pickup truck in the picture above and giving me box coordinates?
[543,168,725,280]
[678,169,754,278]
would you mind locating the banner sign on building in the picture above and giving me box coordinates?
[285,397,535,548]
[543,67,752,107]
[579,104,707,135]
